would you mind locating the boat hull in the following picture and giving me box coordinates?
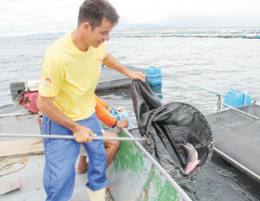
[0,113,191,201]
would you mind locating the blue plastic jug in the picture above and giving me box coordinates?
[224,89,251,108]
[145,66,162,98]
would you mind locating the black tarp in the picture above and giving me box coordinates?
[131,80,214,179]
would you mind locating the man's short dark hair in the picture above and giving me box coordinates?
[78,0,119,28]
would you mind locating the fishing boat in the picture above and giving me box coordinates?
[0,111,193,201]
[2,66,258,201]
[1,66,215,200]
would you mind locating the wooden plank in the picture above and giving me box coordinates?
[0,139,43,158]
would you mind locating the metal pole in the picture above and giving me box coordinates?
[0,133,146,142]
[214,147,260,182]
[0,112,30,118]
[222,103,259,120]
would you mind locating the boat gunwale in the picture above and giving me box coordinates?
[214,147,260,182]
[207,103,260,182]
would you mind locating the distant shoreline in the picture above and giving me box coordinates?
[1,26,259,39]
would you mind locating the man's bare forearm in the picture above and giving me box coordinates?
[103,54,145,82]
[37,95,79,132]
[103,54,129,76]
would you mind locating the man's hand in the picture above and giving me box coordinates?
[73,124,94,143]
[125,70,145,82]
[116,119,129,129]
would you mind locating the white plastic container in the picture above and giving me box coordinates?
[0,175,22,195]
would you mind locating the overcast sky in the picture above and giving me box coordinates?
[110,0,260,26]
[0,0,259,36]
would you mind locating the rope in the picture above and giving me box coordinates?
[195,141,214,148]
[175,78,224,97]
[0,162,26,177]
[217,94,222,111]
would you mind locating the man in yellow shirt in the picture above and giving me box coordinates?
[37,0,145,201]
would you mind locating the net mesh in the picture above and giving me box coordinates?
[131,80,214,179]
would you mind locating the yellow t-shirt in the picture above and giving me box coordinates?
[39,33,107,121]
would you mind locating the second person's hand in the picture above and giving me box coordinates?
[116,119,129,129]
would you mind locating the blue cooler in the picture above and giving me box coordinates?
[145,66,162,98]
[224,89,251,108]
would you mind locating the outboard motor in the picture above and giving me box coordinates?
[9,82,26,102]
[9,81,39,114]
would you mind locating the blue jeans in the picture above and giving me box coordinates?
[41,114,108,201]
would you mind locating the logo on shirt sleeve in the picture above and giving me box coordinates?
[40,74,53,87]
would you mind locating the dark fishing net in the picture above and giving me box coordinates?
[131,80,214,179]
